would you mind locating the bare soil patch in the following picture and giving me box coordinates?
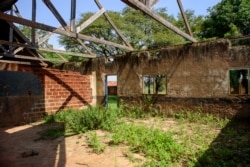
[0,122,140,167]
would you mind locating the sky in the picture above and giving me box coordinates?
[15,0,221,49]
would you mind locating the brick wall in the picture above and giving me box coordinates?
[0,63,93,125]
[42,69,92,113]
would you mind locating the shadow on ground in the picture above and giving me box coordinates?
[0,122,66,167]
[195,112,250,166]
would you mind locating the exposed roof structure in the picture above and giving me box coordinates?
[0,0,196,66]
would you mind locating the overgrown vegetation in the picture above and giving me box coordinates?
[111,123,184,166]
[42,105,250,167]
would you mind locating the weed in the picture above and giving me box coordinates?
[111,123,184,166]
[44,114,55,123]
[86,131,106,154]
[42,107,249,167]
[48,107,121,133]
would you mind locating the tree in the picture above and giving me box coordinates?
[59,7,186,57]
[200,0,250,38]
[121,7,185,50]
[175,10,205,40]
[18,25,49,46]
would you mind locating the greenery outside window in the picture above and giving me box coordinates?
[229,69,249,95]
[143,75,166,94]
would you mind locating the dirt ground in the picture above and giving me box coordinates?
[0,122,141,167]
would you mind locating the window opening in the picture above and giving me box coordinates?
[143,75,166,94]
[229,69,249,95]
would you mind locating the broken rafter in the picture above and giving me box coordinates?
[0,12,134,51]
[122,0,196,42]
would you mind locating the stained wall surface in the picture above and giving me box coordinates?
[62,39,250,118]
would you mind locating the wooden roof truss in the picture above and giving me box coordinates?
[0,0,196,65]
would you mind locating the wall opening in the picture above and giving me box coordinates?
[229,69,249,95]
[143,74,166,94]
[105,75,118,108]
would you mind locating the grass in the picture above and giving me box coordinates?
[86,131,106,154]
[42,106,250,167]
[108,95,118,109]
[111,123,184,166]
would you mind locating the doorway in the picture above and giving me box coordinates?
[105,75,118,108]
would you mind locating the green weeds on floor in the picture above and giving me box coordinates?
[42,106,249,167]
[86,131,106,154]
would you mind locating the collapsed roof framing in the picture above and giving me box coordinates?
[0,0,196,65]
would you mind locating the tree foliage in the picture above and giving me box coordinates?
[176,10,204,40]
[200,0,250,38]
[59,7,186,57]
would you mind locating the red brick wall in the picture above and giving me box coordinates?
[42,69,92,113]
[0,63,93,125]
[19,66,93,113]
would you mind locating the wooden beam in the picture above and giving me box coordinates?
[70,0,76,32]
[94,0,133,49]
[0,45,8,52]
[14,54,66,62]
[42,1,95,55]
[122,0,197,42]
[0,40,94,59]
[43,42,68,62]
[9,6,14,52]
[0,59,33,65]
[42,0,68,30]
[13,5,22,18]
[76,8,105,33]
[0,12,134,51]
[0,40,37,50]
[9,23,93,59]
[32,0,36,44]
[36,28,94,57]
[176,0,193,37]
[7,22,48,65]
[39,47,96,58]
[76,39,95,56]
[0,53,60,64]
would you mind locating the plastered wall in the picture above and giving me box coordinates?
[62,39,250,118]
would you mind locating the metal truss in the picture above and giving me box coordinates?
[0,0,196,65]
